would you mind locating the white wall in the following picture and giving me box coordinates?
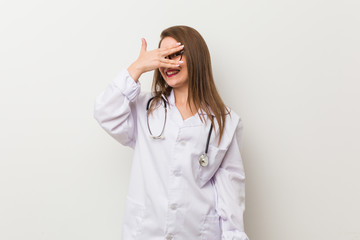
[1,0,359,239]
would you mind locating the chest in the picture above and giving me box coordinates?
[175,103,197,121]
[141,103,213,149]
[138,104,228,185]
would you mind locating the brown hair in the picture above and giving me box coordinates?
[150,25,230,144]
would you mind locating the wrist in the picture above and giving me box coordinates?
[127,62,143,82]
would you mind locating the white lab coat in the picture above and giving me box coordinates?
[94,69,249,240]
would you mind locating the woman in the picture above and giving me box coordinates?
[94,25,249,240]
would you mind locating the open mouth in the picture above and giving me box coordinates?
[165,69,180,77]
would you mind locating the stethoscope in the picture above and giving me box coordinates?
[146,96,214,167]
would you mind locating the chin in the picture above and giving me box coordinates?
[160,69,188,89]
[165,78,187,89]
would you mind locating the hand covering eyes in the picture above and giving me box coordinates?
[165,50,184,61]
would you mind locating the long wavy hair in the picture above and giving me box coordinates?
[149,25,230,144]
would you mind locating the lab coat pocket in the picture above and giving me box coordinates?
[195,145,227,188]
[200,214,221,240]
[122,196,146,240]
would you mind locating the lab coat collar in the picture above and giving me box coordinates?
[165,89,215,127]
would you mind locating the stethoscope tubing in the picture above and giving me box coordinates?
[146,96,214,167]
[146,96,167,139]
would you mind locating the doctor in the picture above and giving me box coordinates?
[94,25,249,240]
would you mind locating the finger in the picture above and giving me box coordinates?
[159,58,182,65]
[159,60,182,69]
[159,63,181,69]
[159,41,181,49]
[160,42,183,53]
[140,38,147,53]
[160,44,184,57]
[169,41,182,48]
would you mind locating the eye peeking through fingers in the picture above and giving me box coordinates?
[165,50,184,61]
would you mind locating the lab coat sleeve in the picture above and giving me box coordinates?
[213,119,250,240]
[93,69,140,148]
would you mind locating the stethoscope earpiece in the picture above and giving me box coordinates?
[149,135,165,140]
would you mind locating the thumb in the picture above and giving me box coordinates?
[140,38,147,53]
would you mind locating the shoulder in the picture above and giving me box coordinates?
[132,91,153,110]
[220,107,243,148]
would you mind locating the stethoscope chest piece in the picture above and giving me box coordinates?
[198,115,214,167]
[199,153,209,167]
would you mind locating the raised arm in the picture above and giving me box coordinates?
[94,69,141,148]
[93,38,184,148]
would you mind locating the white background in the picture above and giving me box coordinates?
[1,0,359,239]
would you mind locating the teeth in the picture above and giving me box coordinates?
[166,70,179,76]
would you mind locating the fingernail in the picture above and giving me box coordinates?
[177,42,181,45]
[176,64,180,66]
[179,61,183,63]
[180,45,184,48]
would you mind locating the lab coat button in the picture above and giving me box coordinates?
[170,203,177,210]
[180,141,186,146]
[173,170,181,177]
[165,233,174,240]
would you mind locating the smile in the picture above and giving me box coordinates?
[165,69,180,77]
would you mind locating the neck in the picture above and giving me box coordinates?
[173,86,188,106]
[173,86,197,115]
